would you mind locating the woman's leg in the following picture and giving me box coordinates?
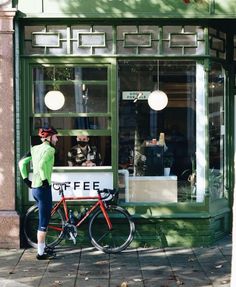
[32,186,53,258]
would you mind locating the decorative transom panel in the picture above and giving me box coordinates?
[23,24,208,56]
[32,32,60,48]
[116,26,159,55]
[77,32,106,47]
[209,28,226,60]
[162,26,205,55]
[124,33,152,48]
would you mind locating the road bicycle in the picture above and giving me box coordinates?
[23,182,135,254]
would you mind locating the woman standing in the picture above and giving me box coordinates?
[19,127,58,260]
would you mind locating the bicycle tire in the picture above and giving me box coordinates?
[24,205,65,248]
[89,205,135,254]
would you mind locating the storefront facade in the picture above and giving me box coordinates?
[1,0,236,248]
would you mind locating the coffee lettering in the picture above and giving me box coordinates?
[64,182,71,190]
[93,182,100,190]
[84,182,90,190]
[74,182,81,189]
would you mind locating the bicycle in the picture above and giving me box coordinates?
[23,182,135,254]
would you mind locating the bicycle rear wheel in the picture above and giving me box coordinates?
[89,205,135,254]
[24,205,65,248]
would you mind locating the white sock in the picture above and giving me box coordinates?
[38,242,46,256]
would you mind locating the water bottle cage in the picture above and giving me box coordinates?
[69,210,78,225]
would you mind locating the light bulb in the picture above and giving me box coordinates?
[44,91,65,110]
[148,90,168,111]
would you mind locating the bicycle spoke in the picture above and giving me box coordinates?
[94,230,111,243]
[25,192,135,254]
[24,205,65,248]
[89,205,135,253]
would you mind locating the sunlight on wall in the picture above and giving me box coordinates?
[0,63,2,84]
[0,0,12,8]
[0,166,4,186]
[0,108,2,140]
[9,226,19,237]
[0,108,7,187]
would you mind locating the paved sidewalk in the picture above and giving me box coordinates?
[0,235,232,287]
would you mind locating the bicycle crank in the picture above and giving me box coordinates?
[63,223,78,245]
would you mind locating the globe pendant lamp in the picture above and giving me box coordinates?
[44,90,65,110]
[148,61,168,111]
[44,67,65,110]
[148,90,168,111]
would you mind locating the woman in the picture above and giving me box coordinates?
[19,127,58,260]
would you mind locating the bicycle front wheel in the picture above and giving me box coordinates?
[89,205,135,254]
[24,205,65,248]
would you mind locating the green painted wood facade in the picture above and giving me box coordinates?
[14,0,236,19]
[13,0,236,247]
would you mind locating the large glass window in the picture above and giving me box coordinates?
[32,65,111,167]
[118,60,196,202]
[208,63,225,200]
[31,135,111,167]
[33,66,108,113]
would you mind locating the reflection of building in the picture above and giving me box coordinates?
[1,1,236,248]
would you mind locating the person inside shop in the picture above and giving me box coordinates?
[67,135,102,166]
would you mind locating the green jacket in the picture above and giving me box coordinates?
[19,141,55,188]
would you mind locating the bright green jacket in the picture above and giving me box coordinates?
[19,141,55,188]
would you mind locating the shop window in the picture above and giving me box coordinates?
[118,60,197,203]
[208,63,225,200]
[31,136,111,167]
[32,65,111,167]
[32,117,108,130]
[33,66,108,113]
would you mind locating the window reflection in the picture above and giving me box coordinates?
[31,136,111,167]
[32,117,108,130]
[33,66,108,113]
[208,63,224,200]
[118,60,196,202]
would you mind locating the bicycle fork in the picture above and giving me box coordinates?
[99,202,113,230]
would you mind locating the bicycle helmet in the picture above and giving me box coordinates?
[38,127,58,138]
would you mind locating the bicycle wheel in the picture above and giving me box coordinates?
[24,205,65,248]
[89,205,135,254]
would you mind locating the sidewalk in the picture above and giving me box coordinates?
[0,235,232,287]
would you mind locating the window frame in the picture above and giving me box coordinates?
[20,57,118,187]
[19,56,227,205]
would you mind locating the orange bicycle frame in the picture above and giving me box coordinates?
[48,192,112,232]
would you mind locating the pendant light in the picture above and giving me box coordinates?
[44,67,65,110]
[148,60,168,111]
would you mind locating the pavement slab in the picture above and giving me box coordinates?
[0,235,232,287]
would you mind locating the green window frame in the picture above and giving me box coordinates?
[19,58,118,189]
